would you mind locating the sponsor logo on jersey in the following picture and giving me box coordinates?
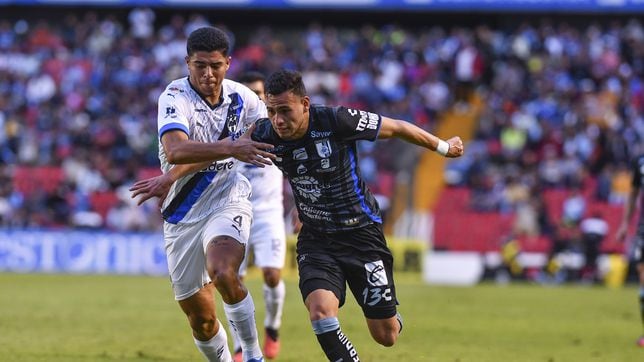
[194,108,207,113]
[310,130,332,138]
[365,260,388,287]
[321,158,330,169]
[297,164,308,175]
[200,160,235,172]
[293,147,308,160]
[343,217,359,226]
[298,203,332,221]
[315,139,332,158]
[292,176,323,202]
[165,106,177,119]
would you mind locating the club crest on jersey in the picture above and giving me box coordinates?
[225,93,244,135]
[365,260,388,287]
[293,147,308,160]
[315,139,332,158]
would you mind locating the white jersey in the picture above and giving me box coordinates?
[239,163,284,214]
[157,77,267,224]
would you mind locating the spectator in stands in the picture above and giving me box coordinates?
[579,211,609,282]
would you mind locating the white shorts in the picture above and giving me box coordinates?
[239,208,286,276]
[164,201,252,301]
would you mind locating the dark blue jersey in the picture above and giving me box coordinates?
[252,105,383,232]
[630,154,644,235]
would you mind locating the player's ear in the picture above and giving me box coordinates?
[302,95,310,111]
[184,55,190,65]
[225,56,232,70]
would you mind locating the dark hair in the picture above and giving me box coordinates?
[186,27,230,56]
[238,71,265,84]
[265,69,307,97]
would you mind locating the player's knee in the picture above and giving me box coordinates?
[372,328,398,347]
[209,266,239,288]
[307,302,335,321]
[262,267,281,287]
[187,312,217,337]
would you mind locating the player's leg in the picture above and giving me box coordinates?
[637,238,644,347]
[347,259,401,347]
[297,242,361,361]
[179,284,234,362]
[343,225,402,347]
[203,204,263,362]
[305,288,361,361]
[164,221,232,362]
[251,213,287,359]
[261,267,284,359]
[230,243,250,362]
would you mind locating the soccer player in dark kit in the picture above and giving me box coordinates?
[616,152,644,347]
[251,69,464,361]
[132,68,463,361]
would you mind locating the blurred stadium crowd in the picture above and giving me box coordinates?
[0,9,642,253]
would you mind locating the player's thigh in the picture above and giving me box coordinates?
[202,202,253,270]
[249,209,286,270]
[340,233,398,319]
[164,219,211,301]
[296,249,347,308]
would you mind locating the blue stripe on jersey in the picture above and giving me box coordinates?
[164,171,217,224]
[159,123,189,139]
[348,148,382,224]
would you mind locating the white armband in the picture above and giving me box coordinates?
[436,140,449,156]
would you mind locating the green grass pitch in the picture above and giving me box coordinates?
[0,272,641,361]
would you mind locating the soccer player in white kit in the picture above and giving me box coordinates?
[232,72,287,361]
[132,27,275,362]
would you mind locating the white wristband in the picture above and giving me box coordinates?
[436,140,449,156]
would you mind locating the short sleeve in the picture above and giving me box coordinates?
[157,89,190,139]
[333,106,382,142]
[241,87,268,129]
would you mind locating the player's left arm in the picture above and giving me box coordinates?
[378,116,464,158]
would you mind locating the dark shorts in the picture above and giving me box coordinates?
[296,223,398,319]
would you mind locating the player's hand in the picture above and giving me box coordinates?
[129,173,173,207]
[229,124,276,167]
[445,136,464,158]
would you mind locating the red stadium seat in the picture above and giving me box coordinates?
[13,166,65,195]
[89,191,120,220]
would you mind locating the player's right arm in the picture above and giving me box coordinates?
[378,117,464,158]
[332,106,463,158]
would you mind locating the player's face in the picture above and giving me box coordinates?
[266,91,310,141]
[244,80,265,101]
[185,51,230,101]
